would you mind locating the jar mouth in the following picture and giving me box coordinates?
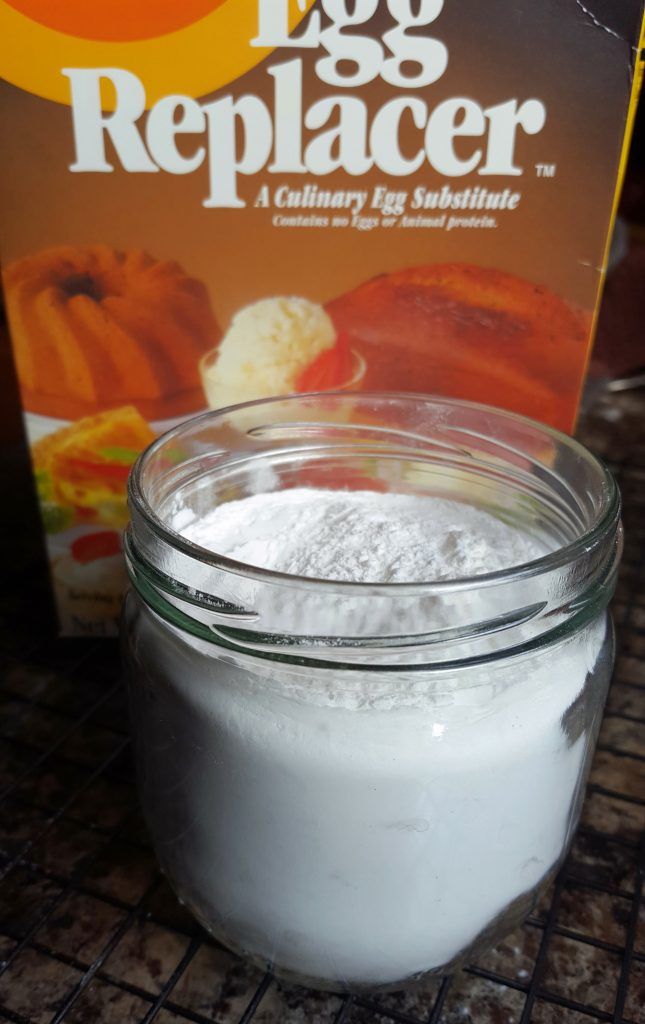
[128,390,619,595]
[126,391,621,665]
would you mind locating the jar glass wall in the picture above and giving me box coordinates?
[123,393,621,992]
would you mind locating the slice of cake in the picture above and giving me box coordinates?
[32,405,155,529]
[326,263,590,431]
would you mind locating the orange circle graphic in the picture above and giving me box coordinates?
[3,0,226,42]
[0,0,317,109]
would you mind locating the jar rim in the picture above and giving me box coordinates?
[128,390,620,597]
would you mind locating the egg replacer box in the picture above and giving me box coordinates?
[1,0,643,635]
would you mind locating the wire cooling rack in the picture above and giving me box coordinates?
[0,433,643,1024]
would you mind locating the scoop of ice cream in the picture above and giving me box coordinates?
[201,297,336,407]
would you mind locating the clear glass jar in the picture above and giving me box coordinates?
[123,393,621,993]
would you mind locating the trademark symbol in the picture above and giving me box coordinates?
[535,163,557,178]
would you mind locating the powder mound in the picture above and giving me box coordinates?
[177,488,543,583]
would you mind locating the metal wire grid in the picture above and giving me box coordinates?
[0,460,643,1024]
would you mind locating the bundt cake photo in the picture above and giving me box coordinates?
[326,263,590,430]
[3,245,220,421]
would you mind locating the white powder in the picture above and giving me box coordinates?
[135,488,607,988]
[179,488,544,582]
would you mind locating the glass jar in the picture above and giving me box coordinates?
[123,393,621,993]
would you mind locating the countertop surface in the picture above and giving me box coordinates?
[0,388,644,1024]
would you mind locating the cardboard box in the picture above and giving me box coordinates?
[1,0,643,635]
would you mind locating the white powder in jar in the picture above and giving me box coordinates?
[140,488,605,987]
[178,488,544,582]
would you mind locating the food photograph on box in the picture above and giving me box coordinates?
[0,2,644,1022]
